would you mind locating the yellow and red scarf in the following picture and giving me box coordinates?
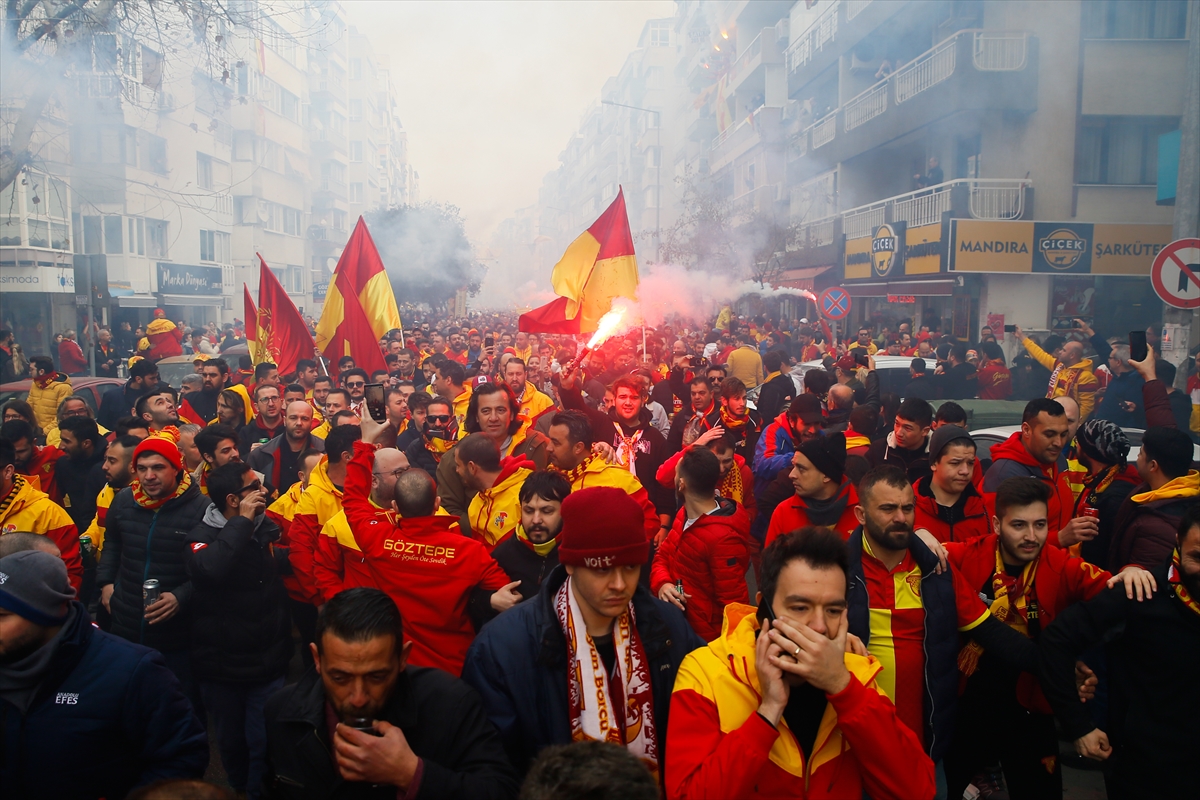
[719,404,748,433]
[131,471,193,511]
[550,454,599,486]
[555,576,659,781]
[1168,549,1200,618]
[33,372,60,389]
[515,525,558,558]
[958,546,1040,675]
[718,461,744,506]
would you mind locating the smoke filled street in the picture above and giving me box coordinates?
[1,1,1199,800]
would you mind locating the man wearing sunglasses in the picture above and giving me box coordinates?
[340,368,370,420]
[405,398,457,480]
[186,461,290,800]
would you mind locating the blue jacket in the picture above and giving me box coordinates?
[846,528,959,764]
[1094,370,1146,428]
[461,565,703,777]
[0,602,208,798]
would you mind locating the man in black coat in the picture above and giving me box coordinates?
[468,470,569,630]
[665,375,722,455]
[462,487,703,779]
[1039,504,1200,799]
[54,415,108,531]
[755,350,796,425]
[0,550,208,798]
[263,589,518,800]
[97,359,162,429]
[866,397,933,484]
[96,434,211,717]
[187,462,292,800]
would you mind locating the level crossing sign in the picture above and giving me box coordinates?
[819,286,851,320]
[1151,238,1200,309]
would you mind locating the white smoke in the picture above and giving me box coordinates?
[634,263,816,327]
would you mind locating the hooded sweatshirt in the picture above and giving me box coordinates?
[468,456,535,550]
[913,476,990,544]
[666,603,936,800]
[0,475,81,593]
[287,457,343,605]
[982,431,1075,545]
[1022,338,1099,421]
[765,481,860,547]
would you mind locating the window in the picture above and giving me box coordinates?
[280,88,299,122]
[349,99,362,121]
[144,134,168,174]
[103,216,123,254]
[350,182,364,203]
[645,67,664,87]
[1083,0,1187,39]
[82,216,102,254]
[146,219,168,258]
[1076,117,1178,184]
[649,20,671,47]
[200,230,230,263]
[333,210,346,231]
[141,46,163,90]
[286,265,304,293]
[284,207,302,236]
[197,153,214,189]
[644,184,659,209]
[136,218,145,255]
[350,141,363,162]
[349,59,362,80]
[233,131,255,161]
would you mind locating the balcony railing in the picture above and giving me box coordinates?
[837,179,1031,241]
[894,35,957,103]
[972,31,1030,71]
[811,115,836,149]
[843,205,885,239]
[845,0,873,22]
[786,2,838,74]
[795,216,837,248]
[893,185,952,228]
[969,180,1028,220]
[843,79,888,131]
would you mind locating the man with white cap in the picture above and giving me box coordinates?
[0,550,207,797]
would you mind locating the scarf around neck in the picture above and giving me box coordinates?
[551,454,599,486]
[33,372,60,389]
[515,525,558,557]
[1168,549,1200,618]
[132,470,192,510]
[959,546,1040,676]
[555,576,659,780]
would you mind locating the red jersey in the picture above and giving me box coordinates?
[976,360,1013,400]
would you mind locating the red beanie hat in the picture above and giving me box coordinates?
[557,487,648,569]
[133,436,183,473]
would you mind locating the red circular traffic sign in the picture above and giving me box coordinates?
[819,287,851,320]
[1151,238,1200,309]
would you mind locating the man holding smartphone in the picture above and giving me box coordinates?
[1074,319,1147,429]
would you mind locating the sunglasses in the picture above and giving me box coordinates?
[345,381,365,389]
[426,415,452,424]
[237,480,263,495]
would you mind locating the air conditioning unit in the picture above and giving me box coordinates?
[850,52,881,75]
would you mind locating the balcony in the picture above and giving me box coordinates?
[787,0,916,95]
[727,27,784,95]
[733,183,781,214]
[710,106,782,174]
[789,29,1038,180]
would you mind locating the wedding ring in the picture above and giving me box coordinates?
[794,645,801,656]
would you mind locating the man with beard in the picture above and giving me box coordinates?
[82,434,140,554]
[457,433,535,552]
[845,465,1043,775]
[248,401,324,496]
[462,487,701,780]
[941,477,1155,800]
[0,418,64,502]
[311,375,333,413]
[187,359,231,424]
[193,424,244,497]
[765,433,860,546]
[239,384,285,455]
[1039,504,1200,799]
[136,390,181,434]
[503,358,554,441]
[262,589,517,799]
[755,351,796,427]
[288,425,360,607]
[469,470,572,629]
[54,415,108,532]
[655,431,757,519]
[665,377,721,456]
[0,437,80,592]
[311,388,351,440]
[404,397,456,479]
[0,551,208,798]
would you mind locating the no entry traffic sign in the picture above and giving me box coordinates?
[819,286,851,320]
[1151,238,1200,309]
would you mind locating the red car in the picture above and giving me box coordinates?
[0,377,125,416]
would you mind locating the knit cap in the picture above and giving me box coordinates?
[557,487,648,569]
[133,435,184,472]
[0,551,73,626]
[798,431,847,484]
[928,425,976,462]
[1077,418,1130,466]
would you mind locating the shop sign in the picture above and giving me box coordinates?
[0,264,75,293]
[950,221,1172,275]
[888,295,916,303]
[845,221,943,281]
[313,281,329,301]
[156,262,222,295]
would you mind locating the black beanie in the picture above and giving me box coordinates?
[798,431,847,484]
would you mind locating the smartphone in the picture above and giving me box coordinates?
[756,595,776,626]
[484,335,494,348]
[364,383,387,423]
[1129,330,1148,362]
[1003,325,1017,333]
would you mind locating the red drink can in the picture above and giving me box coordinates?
[1080,505,1099,520]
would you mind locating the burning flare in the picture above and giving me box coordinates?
[586,306,627,349]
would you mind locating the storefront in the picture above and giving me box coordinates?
[0,256,79,362]
[156,262,225,328]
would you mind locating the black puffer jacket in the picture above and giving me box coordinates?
[186,507,292,683]
[95,482,210,652]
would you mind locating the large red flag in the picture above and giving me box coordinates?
[244,284,264,363]
[313,217,402,375]
[519,188,639,334]
[256,254,318,376]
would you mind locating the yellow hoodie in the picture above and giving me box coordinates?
[468,461,534,548]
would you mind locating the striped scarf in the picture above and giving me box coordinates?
[132,471,192,511]
[550,454,599,486]
[1168,549,1200,618]
[958,546,1040,676]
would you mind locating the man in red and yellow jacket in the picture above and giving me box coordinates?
[656,430,757,520]
[666,527,935,800]
[344,439,511,676]
[266,448,326,642]
[941,476,1155,800]
[766,433,860,546]
[459,434,535,551]
[145,309,183,360]
[287,425,360,606]
[0,442,81,594]
[650,448,750,641]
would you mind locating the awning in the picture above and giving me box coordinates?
[161,294,223,307]
[117,295,159,308]
[845,280,956,297]
[774,265,833,291]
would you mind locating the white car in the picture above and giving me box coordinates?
[790,356,939,398]
[970,425,1200,472]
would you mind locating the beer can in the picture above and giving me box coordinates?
[676,579,686,606]
[1080,505,1099,520]
[78,535,92,556]
[143,579,161,608]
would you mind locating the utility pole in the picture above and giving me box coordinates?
[1165,0,1199,387]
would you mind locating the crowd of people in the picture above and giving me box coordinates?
[0,305,1197,800]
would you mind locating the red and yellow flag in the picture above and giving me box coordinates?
[244,284,266,364]
[256,254,318,376]
[519,188,639,334]
[314,216,402,375]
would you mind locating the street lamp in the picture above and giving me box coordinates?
[601,99,661,262]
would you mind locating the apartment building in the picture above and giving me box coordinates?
[778,0,1187,341]
[0,0,412,358]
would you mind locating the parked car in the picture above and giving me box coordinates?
[0,377,124,415]
[157,343,249,389]
[791,356,939,398]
